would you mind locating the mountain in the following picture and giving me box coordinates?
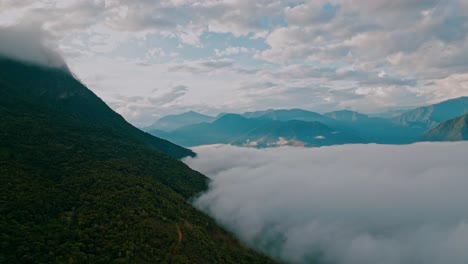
[368,108,413,118]
[150,114,270,146]
[150,114,362,147]
[324,110,368,122]
[420,113,468,141]
[393,97,468,130]
[0,57,193,159]
[154,103,458,146]
[144,111,215,132]
[231,120,363,147]
[0,57,275,263]
[243,109,336,125]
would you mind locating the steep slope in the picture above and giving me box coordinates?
[144,111,215,132]
[393,97,468,130]
[0,58,275,263]
[420,113,468,141]
[0,57,194,159]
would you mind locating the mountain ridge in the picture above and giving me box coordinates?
[149,96,468,147]
[420,113,468,141]
[144,111,215,132]
[0,56,194,159]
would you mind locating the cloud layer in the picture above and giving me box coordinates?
[185,143,468,264]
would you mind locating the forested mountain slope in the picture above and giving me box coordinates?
[0,57,275,263]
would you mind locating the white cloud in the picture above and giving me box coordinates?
[0,24,67,68]
[185,143,468,264]
[214,46,250,57]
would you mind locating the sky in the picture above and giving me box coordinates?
[185,142,468,264]
[1,0,468,126]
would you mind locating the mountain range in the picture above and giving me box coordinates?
[144,111,216,132]
[147,98,468,147]
[0,56,274,263]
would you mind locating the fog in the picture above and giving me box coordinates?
[0,25,67,68]
[184,143,468,264]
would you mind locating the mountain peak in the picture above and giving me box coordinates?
[0,57,194,159]
[145,111,215,132]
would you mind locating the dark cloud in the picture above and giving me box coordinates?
[185,143,468,264]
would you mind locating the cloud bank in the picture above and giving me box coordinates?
[184,143,468,264]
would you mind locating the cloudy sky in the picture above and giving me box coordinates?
[1,0,468,126]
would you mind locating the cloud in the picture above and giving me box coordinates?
[2,1,467,123]
[109,85,190,125]
[214,46,251,57]
[260,0,468,78]
[184,143,468,264]
[0,24,67,68]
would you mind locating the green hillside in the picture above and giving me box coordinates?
[0,57,275,263]
[0,58,194,159]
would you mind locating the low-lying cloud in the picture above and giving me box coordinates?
[184,143,468,264]
[0,25,67,69]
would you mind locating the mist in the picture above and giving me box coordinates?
[184,143,468,264]
[0,25,67,69]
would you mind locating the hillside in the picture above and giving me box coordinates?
[144,111,215,132]
[393,97,468,129]
[420,113,468,141]
[0,57,194,159]
[0,57,275,263]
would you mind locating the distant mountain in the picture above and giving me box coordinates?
[393,97,468,130]
[150,114,362,147]
[150,99,468,148]
[144,111,215,132]
[231,120,363,147]
[420,113,468,141]
[368,108,413,118]
[0,57,275,263]
[150,114,270,146]
[242,109,336,125]
[324,110,368,122]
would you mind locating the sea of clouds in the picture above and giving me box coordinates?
[184,142,468,264]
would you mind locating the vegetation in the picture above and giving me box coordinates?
[0,57,275,263]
